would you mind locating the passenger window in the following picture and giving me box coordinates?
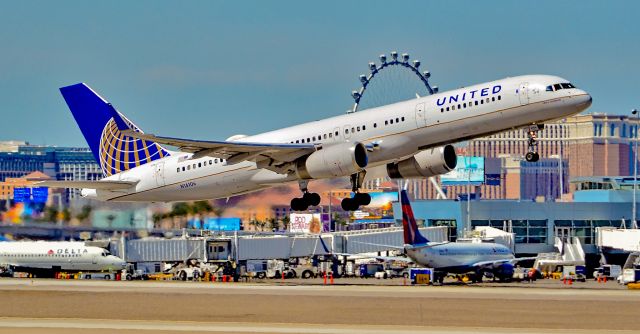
[329,133,332,138]
[395,118,399,123]
[486,98,490,103]
[351,127,355,132]
[335,131,339,136]
[187,165,191,170]
[182,167,185,171]
[209,160,213,165]
[307,138,310,142]
[345,129,349,134]
[491,97,495,102]
[385,120,388,125]
[440,108,444,112]
[198,163,202,168]
[463,103,466,108]
[363,125,366,130]
[446,107,450,111]
[498,96,501,100]
[177,168,180,173]
[452,105,456,110]
[401,117,404,122]
[193,164,196,169]
[374,123,377,127]
[390,119,394,124]
[475,101,478,106]
[457,105,460,110]
[323,134,327,139]
[357,126,360,131]
[480,100,484,104]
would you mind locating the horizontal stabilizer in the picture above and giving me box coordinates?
[35,180,138,190]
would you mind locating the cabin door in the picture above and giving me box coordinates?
[518,82,529,105]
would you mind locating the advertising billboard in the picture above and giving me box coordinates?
[441,156,485,186]
[13,188,30,203]
[350,191,398,221]
[203,217,241,231]
[289,213,325,234]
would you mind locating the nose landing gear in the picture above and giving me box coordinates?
[290,180,321,211]
[525,124,541,162]
[340,171,371,211]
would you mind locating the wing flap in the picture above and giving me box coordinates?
[35,180,138,190]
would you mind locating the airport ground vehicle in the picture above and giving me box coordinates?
[594,265,622,281]
[80,272,115,280]
[618,269,640,285]
[562,265,586,282]
[359,263,384,278]
[289,264,317,279]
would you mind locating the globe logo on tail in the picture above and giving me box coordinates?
[98,116,169,176]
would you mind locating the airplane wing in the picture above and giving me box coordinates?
[35,180,138,190]
[471,256,538,268]
[122,130,316,166]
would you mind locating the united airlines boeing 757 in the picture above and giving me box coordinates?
[40,75,591,211]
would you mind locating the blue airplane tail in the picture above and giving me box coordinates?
[59,83,170,177]
[400,190,429,245]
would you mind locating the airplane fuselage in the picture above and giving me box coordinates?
[84,74,591,202]
[0,241,126,272]
[406,242,514,273]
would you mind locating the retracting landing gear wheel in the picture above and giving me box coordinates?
[354,192,371,206]
[291,197,309,211]
[525,124,541,162]
[303,192,321,206]
[525,152,539,162]
[341,198,359,211]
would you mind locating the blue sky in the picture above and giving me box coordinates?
[0,1,638,147]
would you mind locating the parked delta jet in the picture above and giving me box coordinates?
[0,241,126,276]
[397,190,531,283]
[40,75,591,211]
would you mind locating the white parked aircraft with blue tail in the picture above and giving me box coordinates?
[40,75,591,211]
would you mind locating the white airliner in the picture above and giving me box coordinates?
[394,190,532,283]
[40,75,591,211]
[0,241,126,276]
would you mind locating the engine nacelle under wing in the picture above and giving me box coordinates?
[295,142,368,179]
[386,145,457,179]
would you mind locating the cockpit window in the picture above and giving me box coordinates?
[549,82,576,92]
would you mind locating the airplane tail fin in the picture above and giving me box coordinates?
[401,190,429,245]
[59,83,170,177]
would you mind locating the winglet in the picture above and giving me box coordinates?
[401,190,429,245]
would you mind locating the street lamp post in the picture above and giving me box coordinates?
[633,109,639,229]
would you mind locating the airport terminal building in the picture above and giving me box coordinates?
[393,176,640,257]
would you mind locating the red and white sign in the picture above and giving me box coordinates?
[289,213,323,234]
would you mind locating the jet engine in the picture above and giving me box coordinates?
[295,142,368,179]
[386,145,457,179]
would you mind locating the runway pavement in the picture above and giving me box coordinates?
[0,279,637,333]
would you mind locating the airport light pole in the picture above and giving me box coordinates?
[633,109,639,229]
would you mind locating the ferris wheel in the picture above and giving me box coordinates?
[349,51,438,113]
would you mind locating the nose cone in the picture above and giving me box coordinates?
[575,90,592,111]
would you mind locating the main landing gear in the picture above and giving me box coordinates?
[525,124,542,162]
[341,171,371,211]
[290,180,321,211]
